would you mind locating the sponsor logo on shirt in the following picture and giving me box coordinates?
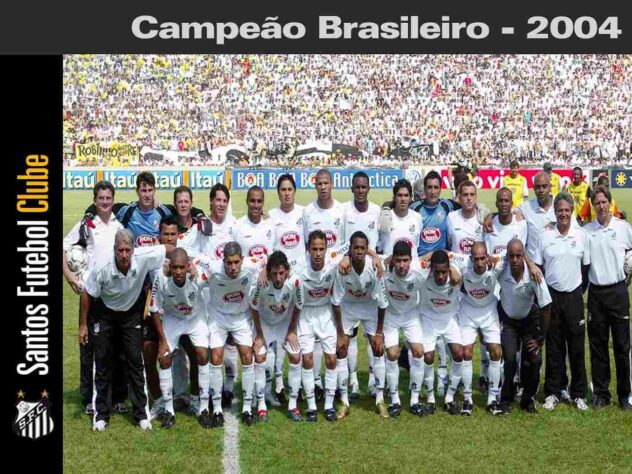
[325,230,337,247]
[174,303,193,315]
[389,290,410,301]
[430,298,451,307]
[135,234,159,247]
[422,227,441,243]
[458,237,476,253]
[308,287,329,298]
[248,244,268,257]
[269,304,287,315]
[468,288,491,299]
[347,289,367,298]
[281,231,300,249]
[223,291,245,303]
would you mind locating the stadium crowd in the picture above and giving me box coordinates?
[63,55,631,168]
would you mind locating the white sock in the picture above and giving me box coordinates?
[337,357,350,406]
[410,357,423,406]
[424,362,436,404]
[461,359,473,402]
[367,343,376,388]
[313,344,323,389]
[198,363,210,413]
[324,368,337,410]
[159,368,174,415]
[241,363,255,413]
[488,359,501,404]
[302,367,317,411]
[348,336,359,388]
[210,363,224,414]
[265,346,275,397]
[445,360,463,403]
[479,344,489,379]
[386,358,400,405]
[373,355,386,404]
[288,363,301,410]
[437,338,449,380]
[255,362,267,411]
[224,345,238,393]
[499,358,505,388]
[407,349,413,389]
[274,342,285,392]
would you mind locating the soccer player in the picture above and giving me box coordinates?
[382,241,431,418]
[447,181,483,255]
[249,251,303,421]
[543,162,561,196]
[484,188,528,257]
[64,180,126,416]
[498,239,552,414]
[419,250,464,415]
[80,229,173,432]
[289,230,345,422]
[455,242,505,415]
[268,174,305,405]
[199,242,265,426]
[303,169,346,251]
[533,193,590,411]
[332,231,388,418]
[234,186,275,259]
[342,172,381,400]
[379,179,423,258]
[502,161,529,208]
[583,186,632,410]
[519,172,556,262]
[150,248,211,428]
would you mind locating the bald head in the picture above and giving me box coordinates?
[507,238,524,255]
[170,247,189,265]
[533,172,552,205]
[533,172,550,186]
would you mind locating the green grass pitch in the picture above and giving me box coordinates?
[62,188,632,473]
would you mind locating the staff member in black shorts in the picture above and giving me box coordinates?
[498,239,552,414]
[80,229,174,431]
[584,185,632,410]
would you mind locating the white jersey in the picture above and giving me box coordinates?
[298,253,343,308]
[343,201,380,250]
[249,274,303,326]
[200,214,237,260]
[447,209,483,255]
[379,209,423,257]
[457,258,505,309]
[484,215,528,257]
[384,261,429,315]
[332,256,388,309]
[197,256,262,316]
[176,224,205,260]
[234,215,275,259]
[150,272,206,321]
[302,199,346,251]
[268,205,306,270]
[420,274,462,319]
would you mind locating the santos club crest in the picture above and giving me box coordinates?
[13,391,54,440]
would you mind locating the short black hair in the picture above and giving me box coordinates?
[573,166,583,173]
[159,215,179,231]
[246,185,265,201]
[349,231,369,248]
[210,183,230,202]
[276,174,296,193]
[424,170,441,188]
[307,230,327,248]
[392,241,411,258]
[453,172,469,192]
[393,178,412,197]
[267,251,290,273]
[430,249,449,267]
[93,180,115,200]
[352,171,370,187]
[510,160,519,169]
[174,185,193,204]
[136,171,156,189]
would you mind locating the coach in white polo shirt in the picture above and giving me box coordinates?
[532,192,590,412]
[80,228,171,432]
[584,185,632,411]
[498,239,552,414]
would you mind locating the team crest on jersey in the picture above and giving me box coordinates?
[325,231,337,247]
[422,227,441,243]
[448,288,454,296]
[409,225,416,233]
[241,277,249,286]
[215,243,227,259]
[283,293,291,302]
[369,221,375,229]
[135,234,159,247]
[281,231,300,249]
[459,238,476,253]
[153,217,161,230]
[297,218,302,226]
[325,274,332,282]
[407,283,414,291]
[188,291,195,300]
[266,229,272,238]
[365,281,374,290]
[308,287,329,298]
[334,218,341,227]
[570,239,577,248]
[484,276,492,286]
[389,290,410,301]
[174,303,193,315]
[223,291,245,303]
[13,392,54,440]
[249,245,268,257]
[468,288,490,299]
[436,209,445,220]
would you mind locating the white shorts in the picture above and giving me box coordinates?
[297,305,336,355]
[383,308,423,349]
[458,302,501,346]
[163,314,209,353]
[257,319,300,356]
[421,314,462,353]
[342,302,379,337]
[208,311,253,349]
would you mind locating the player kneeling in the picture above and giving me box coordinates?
[332,231,388,419]
[249,251,303,422]
[150,249,211,428]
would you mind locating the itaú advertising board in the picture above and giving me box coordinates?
[230,168,403,190]
[440,168,577,189]
[63,168,225,190]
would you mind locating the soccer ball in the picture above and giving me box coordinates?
[67,245,89,275]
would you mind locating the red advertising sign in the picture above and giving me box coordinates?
[440,169,581,190]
